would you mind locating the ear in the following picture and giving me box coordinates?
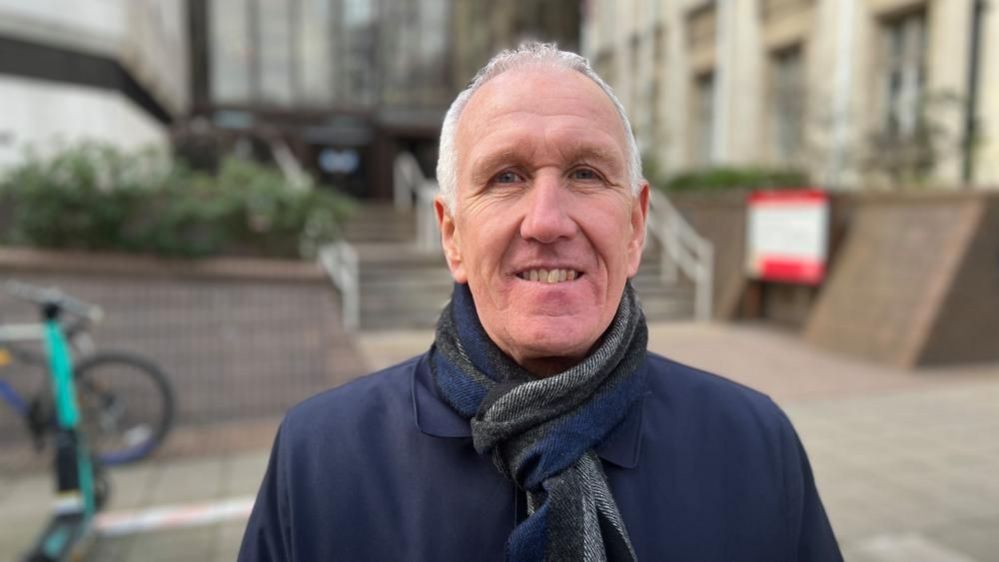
[435,196,468,283]
[627,182,650,277]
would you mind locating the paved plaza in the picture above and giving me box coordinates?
[1,322,997,561]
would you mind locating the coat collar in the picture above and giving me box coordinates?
[411,352,647,469]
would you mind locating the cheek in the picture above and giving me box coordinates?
[588,209,635,264]
[465,218,515,266]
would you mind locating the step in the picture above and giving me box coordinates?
[343,206,419,244]
[351,240,452,330]
[348,236,698,330]
[354,243,446,265]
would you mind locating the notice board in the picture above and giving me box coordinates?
[746,189,829,285]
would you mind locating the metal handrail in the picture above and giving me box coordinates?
[395,152,441,254]
[269,138,311,191]
[320,152,439,331]
[646,190,714,321]
[416,181,441,253]
[393,152,424,211]
[318,241,360,331]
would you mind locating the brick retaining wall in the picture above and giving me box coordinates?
[0,248,367,432]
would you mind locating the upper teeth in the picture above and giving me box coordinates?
[520,269,578,283]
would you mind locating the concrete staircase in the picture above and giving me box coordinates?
[344,204,452,331]
[343,203,696,331]
[342,204,417,244]
[355,243,454,330]
[633,243,696,320]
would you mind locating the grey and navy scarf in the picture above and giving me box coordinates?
[430,282,648,562]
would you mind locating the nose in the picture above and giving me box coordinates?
[519,171,577,243]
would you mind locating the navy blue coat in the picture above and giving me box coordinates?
[239,352,842,561]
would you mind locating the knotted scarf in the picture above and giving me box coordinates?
[430,282,648,562]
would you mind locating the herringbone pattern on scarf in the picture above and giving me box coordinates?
[431,283,647,562]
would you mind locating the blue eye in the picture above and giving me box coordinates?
[571,168,598,181]
[495,171,522,183]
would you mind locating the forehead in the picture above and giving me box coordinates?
[455,65,630,166]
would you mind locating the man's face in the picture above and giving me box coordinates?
[436,66,648,375]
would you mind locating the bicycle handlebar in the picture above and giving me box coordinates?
[3,280,104,324]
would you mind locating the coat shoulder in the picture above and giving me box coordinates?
[644,352,792,433]
[281,354,422,439]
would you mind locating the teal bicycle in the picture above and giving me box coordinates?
[0,282,174,467]
[0,281,175,560]
[1,281,106,561]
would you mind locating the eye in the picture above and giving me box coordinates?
[570,168,600,181]
[494,170,524,184]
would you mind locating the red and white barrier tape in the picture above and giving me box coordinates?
[94,496,254,537]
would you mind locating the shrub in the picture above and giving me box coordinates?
[0,144,354,258]
[654,166,810,193]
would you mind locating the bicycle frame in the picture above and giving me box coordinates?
[2,310,173,468]
[0,328,44,417]
[0,321,87,418]
[0,377,30,416]
[21,304,99,562]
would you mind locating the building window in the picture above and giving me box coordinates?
[210,0,252,104]
[693,72,715,165]
[760,0,815,21]
[647,25,665,140]
[257,0,295,105]
[686,2,717,51]
[880,10,926,138]
[629,33,641,115]
[297,0,334,106]
[380,0,449,107]
[594,49,614,86]
[770,46,805,163]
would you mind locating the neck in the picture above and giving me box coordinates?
[517,355,583,378]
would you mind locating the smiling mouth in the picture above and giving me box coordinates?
[516,268,582,284]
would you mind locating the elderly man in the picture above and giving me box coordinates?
[239,43,842,561]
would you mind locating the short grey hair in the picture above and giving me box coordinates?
[436,41,643,212]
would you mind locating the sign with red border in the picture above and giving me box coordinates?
[746,189,829,285]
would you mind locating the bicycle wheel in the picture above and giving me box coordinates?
[74,352,174,466]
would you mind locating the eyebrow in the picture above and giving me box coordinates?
[469,149,527,185]
[557,143,623,170]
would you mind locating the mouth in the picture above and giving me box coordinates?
[515,268,583,284]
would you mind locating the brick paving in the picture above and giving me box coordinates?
[1,321,997,561]
[788,384,999,562]
[0,450,271,562]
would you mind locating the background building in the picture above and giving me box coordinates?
[187,0,581,200]
[186,0,454,200]
[451,0,582,87]
[583,0,998,189]
[0,0,189,169]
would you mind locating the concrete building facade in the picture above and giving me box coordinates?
[187,0,581,200]
[186,0,456,200]
[0,0,189,169]
[451,0,582,86]
[583,0,998,189]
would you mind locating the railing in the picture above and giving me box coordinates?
[646,190,714,321]
[319,152,441,332]
[269,138,311,191]
[318,241,359,331]
[415,184,440,253]
[394,152,441,253]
